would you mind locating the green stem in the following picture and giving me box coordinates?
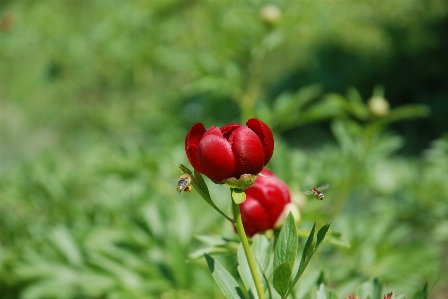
[232,198,266,299]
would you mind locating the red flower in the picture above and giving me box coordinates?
[185,119,274,182]
[240,169,297,237]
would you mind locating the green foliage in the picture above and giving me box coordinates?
[178,164,233,223]
[205,254,245,299]
[198,215,330,299]
[314,280,428,299]
[1,0,448,298]
[273,214,298,297]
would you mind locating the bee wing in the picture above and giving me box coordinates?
[303,190,314,195]
[318,184,330,190]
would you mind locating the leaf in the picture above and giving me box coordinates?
[298,228,349,248]
[324,231,351,248]
[204,254,245,299]
[251,235,274,296]
[316,283,341,299]
[273,262,292,298]
[316,223,331,249]
[274,213,298,270]
[410,283,428,299]
[193,169,211,198]
[188,246,230,261]
[287,223,331,298]
[300,223,316,268]
[237,244,260,299]
[273,84,324,125]
[358,278,383,299]
[89,253,142,288]
[195,235,229,247]
[232,188,246,204]
[251,235,274,277]
[376,105,430,125]
[48,226,82,265]
[177,164,211,199]
[177,164,233,222]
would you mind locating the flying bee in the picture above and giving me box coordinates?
[303,184,329,200]
[177,173,192,193]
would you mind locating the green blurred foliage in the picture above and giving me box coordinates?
[1,0,448,298]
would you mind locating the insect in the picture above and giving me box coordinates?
[303,184,329,200]
[177,173,192,193]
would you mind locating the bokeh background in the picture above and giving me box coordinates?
[1,0,448,298]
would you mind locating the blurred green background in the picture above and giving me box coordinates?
[1,0,448,298]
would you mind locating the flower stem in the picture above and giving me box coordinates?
[232,198,266,299]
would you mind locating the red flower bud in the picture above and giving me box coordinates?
[185,119,274,182]
[240,169,295,237]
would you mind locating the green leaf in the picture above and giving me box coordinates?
[300,223,316,267]
[48,226,82,265]
[298,227,349,248]
[376,105,430,125]
[177,164,233,223]
[323,230,351,248]
[274,213,298,270]
[177,164,211,200]
[204,253,245,299]
[251,235,274,296]
[189,246,230,261]
[237,244,262,299]
[272,85,326,131]
[358,278,383,299]
[231,188,246,204]
[316,283,341,299]
[273,262,292,298]
[316,223,331,249]
[193,169,211,199]
[195,235,229,247]
[287,223,330,298]
[410,283,428,299]
[346,87,369,120]
[251,235,274,277]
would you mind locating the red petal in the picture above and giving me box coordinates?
[197,127,236,182]
[228,126,265,178]
[246,118,274,165]
[240,196,271,237]
[220,123,241,139]
[246,172,291,225]
[185,123,206,173]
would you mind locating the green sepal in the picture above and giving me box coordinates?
[223,173,258,190]
[231,188,246,204]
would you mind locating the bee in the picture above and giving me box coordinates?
[177,173,192,193]
[303,184,329,200]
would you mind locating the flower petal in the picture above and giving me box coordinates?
[245,171,290,226]
[240,196,271,237]
[197,127,236,182]
[229,126,265,178]
[246,118,274,165]
[185,123,206,173]
[220,123,241,139]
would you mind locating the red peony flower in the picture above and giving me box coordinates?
[240,169,299,237]
[185,118,274,182]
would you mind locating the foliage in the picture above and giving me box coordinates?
[1,0,448,298]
